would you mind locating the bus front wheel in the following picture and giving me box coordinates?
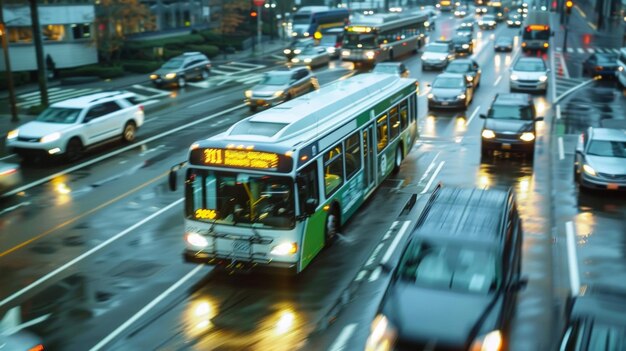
[324,208,340,246]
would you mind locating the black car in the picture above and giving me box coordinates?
[452,35,474,55]
[559,286,626,350]
[445,58,481,87]
[582,53,619,78]
[428,73,474,110]
[455,25,474,38]
[480,93,544,159]
[365,187,526,351]
[149,52,211,88]
[494,36,514,52]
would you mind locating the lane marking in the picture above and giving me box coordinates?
[549,42,558,103]
[369,266,382,282]
[565,221,581,296]
[328,323,357,351]
[418,152,440,183]
[556,104,561,120]
[17,87,62,99]
[420,161,445,195]
[365,243,385,266]
[558,136,565,160]
[0,198,184,309]
[380,221,411,265]
[558,52,570,78]
[586,48,594,54]
[355,270,367,282]
[466,106,481,126]
[577,48,584,54]
[0,154,17,161]
[89,264,205,351]
[493,76,502,87]
[187,94,233,109]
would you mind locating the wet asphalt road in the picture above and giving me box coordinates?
[1,11,625,351]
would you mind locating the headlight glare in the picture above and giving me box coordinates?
[520,132,535,141]
[365,314,397,351]
[427,93,434,99]
[583,164,597,176]
[7,129,19,140]
[510,74,519,81]
[245,90,252,98]
[470,330,502,351]
[342,50,350,56]
[165,72,177,79]
[304,58,312,63]
[462,44,470,49]
[539,75,548,82]
[149,74,158,79]
[283,49,291,54]
[273,90,284,98]
[40,132,61,143]
[457,93,466,100]
[365,51,375,59]
[482,129,496,139]
[270,242,297,255]
[186,232,208,248]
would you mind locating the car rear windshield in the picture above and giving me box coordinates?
[397,239,498,294]
[514,60,545,71]
[488,105,533,120]
[433,77,465,88]
[259,73,291,85]
[320,35,338,45]
[596,54,618,64]
[587,140,626,158]
[446,63,471,73]
[36,107,82,124]
[426,44,449,53]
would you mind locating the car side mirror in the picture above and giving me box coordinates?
[479,114,487,119]
[168,169,178,191]
[514,276,529,291]
[304,198,318,215]
[535,116,544,122]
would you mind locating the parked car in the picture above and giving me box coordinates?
[290,46,331,68]
[509,57,549,93]
[494,36,514,52]
[445,58,481,87]
[365,186,526,351]
[582,53,619,78]
[283,38,315,61]
[372,62,410,78]
[244,68,319,112]
[421,42,456,70]
[478,15,497,30]
[0,161,21,194]
[428,72,474,110]
[318,28,344,59]
[480,93,543,159]
[149,52,211,88]
[574,126,626,191]
[6,91,145,162]
[451,35,474,55]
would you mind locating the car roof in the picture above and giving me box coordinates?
[427,42,449,48]
[590,127,626,142]
[52,91,135,108]
[496,36,513,41]
[493,93,532,106]
[413,187,511,244]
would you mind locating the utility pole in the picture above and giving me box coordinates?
[0,0,19,122]
[563,0,573,52]
[29,0,48,107]
[253,0,265,52]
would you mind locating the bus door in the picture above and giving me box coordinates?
[362,123,377,193]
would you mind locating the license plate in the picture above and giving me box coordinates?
[232,240,251,254]
[607,183,619,190]
[256,100,265,106]
[502,143,511,150]
[441,101,449,105]
[156,79,162,83]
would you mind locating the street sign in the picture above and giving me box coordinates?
[253,0,265,6]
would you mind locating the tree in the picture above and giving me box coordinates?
[210,0,249,35]
[95,0,155,64]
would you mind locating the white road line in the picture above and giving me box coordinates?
[355,270,367,282]
[595,48,604,53]
[418,152,440,183]
[577,48,584,54]
[567,47,573,53]
[368,266,382,282]
[558,137,565,160]
[556,104,561,120]
[380,221,411,264]
[328,323,357,351]
[586,48,594,53]
[559,52,570,78]
[611,48,619,54]
[131,84,170,96]
[420,161,445,195]
[187,95,232,109]
[493,76,502,86]
[565,221,581,296]
[466,106,481,126]
[0,154,17,161]
[0,198,184,309]
[211,68,236,75]
[19,88,98,103]
[365,243,385,266]
[89,264,205,351]
[1,104,246,198]
[17,87,62,99]
[230,62,265,68]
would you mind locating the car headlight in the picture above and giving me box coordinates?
[165,72,177,79]
[467,76,474,81]
[304,58,312,63]
[40,132,61,143]
[185,232,208,248]
[507,20,513,24]
[149,74,158,80]
[284,49,291,54]
[291,58,300,63]
[273,90,284,98]
[479,21,484,25]
[365,314,397,351]
[583,164,597,176]
[510,74,519,81]
[294,49,302,54]
[270,242,298,255]
[457,93,466,100]
[470,330,502,351]
[365,51,375,59]
[326,47,336,53]
[342,50,350,56]
[539,75,548,82]
[618,66,624,71]
[245,90,252,98]
[7,129,19,140]
[462,44,470,49]
[425,21,430,27]
[482,129,496,139]
[520,132,535,141]
[427,93,434,99]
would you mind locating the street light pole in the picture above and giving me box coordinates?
[257,4,262,53]
[29,0,48,107]
[0,0,19,122]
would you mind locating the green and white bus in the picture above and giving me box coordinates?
[169,73,419,274]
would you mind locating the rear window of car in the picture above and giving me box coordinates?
[36,107,82,124]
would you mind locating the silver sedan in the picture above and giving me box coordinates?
[575,127,626,191]
[290,47,331,68]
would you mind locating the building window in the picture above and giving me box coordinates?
[8,27,33,43]
[71,23,91,39]
[43,24,66,41]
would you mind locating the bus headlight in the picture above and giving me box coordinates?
[482,129,496,139]
[520,132,535,142]
[40,132,61,143]
[539,75,548,82]
[583,164,597,176]
[425,21,430,27]
[304,58,312,63]
[427,93,434,99]
[342,50,350,56]
[284,49,292,54]
[326,47,336,54]
[510,74,519,81]
[186,232,209,248]
[271,242,298,255]
[291,58,300,63]
[365,51,375,59]
[618,66,624,71]
[470,330,502,351]
[543,42,549,48]
[7,129,19,140]
[294,49,302,54]
[365,314,397,351]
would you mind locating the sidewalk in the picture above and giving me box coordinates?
[0,39,287,158]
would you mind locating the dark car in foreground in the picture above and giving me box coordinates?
[428,73,474,110]
[559,286,626,350]
[149,52,211,88]
[582,53,619,78]
[480,93,543,159]
[365,187,526,351]
[574,126,626,191]
[445,58,481,87]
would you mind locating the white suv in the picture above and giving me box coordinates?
[6,91,144,161]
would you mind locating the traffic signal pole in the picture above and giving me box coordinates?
[562,0,573,52]
[257,4,262,53]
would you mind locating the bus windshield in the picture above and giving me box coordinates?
[186,169,296,229]
[292,14,311,25]
[343,33,377,49]
[522,28,550,40]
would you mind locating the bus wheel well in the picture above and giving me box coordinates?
[393,143,404,174]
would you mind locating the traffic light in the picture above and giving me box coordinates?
[565,0,573,15]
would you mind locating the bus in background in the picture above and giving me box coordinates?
[341,13,429,68]
[317,27,344,58]
[521,10,551,52]
[291,6,350,39]
[436,0,453,11]
[169,73,419,274]
[486,0,511,21]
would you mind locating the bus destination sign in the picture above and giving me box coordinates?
[190,147,293,172]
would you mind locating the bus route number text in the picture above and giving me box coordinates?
[203,148,279,170]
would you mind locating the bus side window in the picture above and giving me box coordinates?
[399,100,408,129]
[297,161,319,214]
[344,132,361,180]
[389,107,400,140]
[323,144,344,196]
[377,114,389,152]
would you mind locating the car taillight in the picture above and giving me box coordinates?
[595,66,603,71]
[28,344,44,351]
[0,168,17,176]
[138,105,144,111]
[335,42,341,48]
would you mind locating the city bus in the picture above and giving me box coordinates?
[486,0,511,21]
[169,73,419,274]
[521,10,551,52]
[341,13,429,68]
[436,0,454,11]
[290,6,350,39]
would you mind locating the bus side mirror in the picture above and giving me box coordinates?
[305,198,318,215]
[168,161,187,192]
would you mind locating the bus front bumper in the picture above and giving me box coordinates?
[183,250,298,272]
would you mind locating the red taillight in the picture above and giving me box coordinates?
[595,66,603,71]
[0,168,17,176]
[335,42,341,48]
[138,105,144,111]
[28,345,44,351]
